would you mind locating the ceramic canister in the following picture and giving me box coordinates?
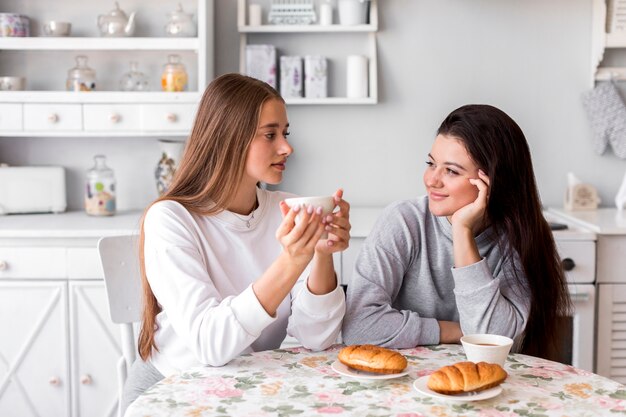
[0,13,30,37]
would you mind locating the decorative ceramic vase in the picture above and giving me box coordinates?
[85,155,116,216]
[155,139,185,195]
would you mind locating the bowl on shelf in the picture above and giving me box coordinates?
[0,76,26,91]
[43,21,71,37]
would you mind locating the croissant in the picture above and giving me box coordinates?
[338,344,408,374]
[427,361,507,394]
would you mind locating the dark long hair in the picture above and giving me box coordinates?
[137,74,283,360]
[437,104,571,361]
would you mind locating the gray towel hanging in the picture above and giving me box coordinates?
[582,80,626,158]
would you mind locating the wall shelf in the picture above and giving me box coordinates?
[0,0,213,138]
[0,37,200,51]
[237,0,378,105]
[238,24,377,33]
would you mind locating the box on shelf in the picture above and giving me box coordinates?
[304,55,327,98]
[280,56,303,98]
[246,44,277,89]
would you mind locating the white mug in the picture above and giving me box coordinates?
[249,4,262,26]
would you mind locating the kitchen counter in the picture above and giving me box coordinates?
[548,208,626,235]
[0,210,143,238]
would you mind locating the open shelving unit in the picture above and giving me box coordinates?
[237,0,378,105]
[0,0,213,137]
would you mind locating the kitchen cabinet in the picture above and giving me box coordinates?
[0,211,140,417]
[237,0,378,105]
[549,208,626,382]
[0,0,214,137]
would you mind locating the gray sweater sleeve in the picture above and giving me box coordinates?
[452,256,529,340]
[342,204,441,348]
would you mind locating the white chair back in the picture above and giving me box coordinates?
[98,235,142,417]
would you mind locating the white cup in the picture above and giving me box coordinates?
[319,3,333,26]
[460,334,513,367]
[249,4,262,26]
[284,195,335,237]
[346,55,368,98]
[338,0,369,25]
[284,195,335,219]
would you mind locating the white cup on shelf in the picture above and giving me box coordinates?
[346,55,368,98]
[249,4,262,26]
[320,3,333,26]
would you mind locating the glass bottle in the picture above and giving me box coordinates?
[85,155,116,216]
[119,61,149,91]
[66,55,96,92]
[161,54,188,92]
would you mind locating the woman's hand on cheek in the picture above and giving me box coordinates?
[315,189,351,255]
[450,170,490,233]
[277,201,325,265]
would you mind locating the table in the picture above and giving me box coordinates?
[126,344,626,416]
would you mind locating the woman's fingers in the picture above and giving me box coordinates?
[275,203,299,239]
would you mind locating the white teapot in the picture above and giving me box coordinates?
[98,2,136,37]
[164,3,196,37]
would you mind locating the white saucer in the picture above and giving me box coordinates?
[331,360,409,380]
[413,375,503,401]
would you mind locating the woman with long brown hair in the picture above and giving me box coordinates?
[343,104,570,361]
[122,73,350,411]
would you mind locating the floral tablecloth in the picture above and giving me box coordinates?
[126,344,626,416]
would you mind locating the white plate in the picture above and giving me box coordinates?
[331,360,409,380]
[413,375,503,402]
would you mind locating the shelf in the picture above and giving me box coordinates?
[606,32,626,48]
[237,0,379,105]
[285,97,376,105]
[0,91,202,103]
[0,37,200,51]
[595,66,626,81]
[238,24,377,33]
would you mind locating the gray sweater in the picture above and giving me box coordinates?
[342,196,530,348]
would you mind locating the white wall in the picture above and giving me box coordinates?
[1,0,624,211]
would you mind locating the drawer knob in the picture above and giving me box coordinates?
[110,113,121,123]
[562,258,576,271]
[48,113,59,124]
[166,113,178,123]
[49,376,61,386]
[80,374,93,385]
[0,260,6,270]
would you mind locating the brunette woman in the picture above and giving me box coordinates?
[343,104,569,361]
[123,73,350,411]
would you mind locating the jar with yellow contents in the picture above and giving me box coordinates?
[161,54,188,92]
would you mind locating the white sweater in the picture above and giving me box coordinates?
[143,188,346,376]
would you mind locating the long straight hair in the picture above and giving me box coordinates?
[437,104,571,360]
[137,74,283,360]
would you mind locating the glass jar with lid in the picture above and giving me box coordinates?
[161,54,188,92]
[85,155,116,216]
[119,61,149,91]
[66,55,96,91]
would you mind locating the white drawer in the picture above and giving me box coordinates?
[0,103,23,130]
[555,240,596,284]
[24,104,82,131]
[0,247,66,279]
[141,104,196,132]
[67,248,104,279]
[84,104,140,131]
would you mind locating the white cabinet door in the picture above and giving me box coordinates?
[69,281,120,417]
[597,284,626,383]
[0,281,69,417]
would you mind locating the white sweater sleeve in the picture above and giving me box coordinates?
[287,273,346,350]
[144,204,276,367]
